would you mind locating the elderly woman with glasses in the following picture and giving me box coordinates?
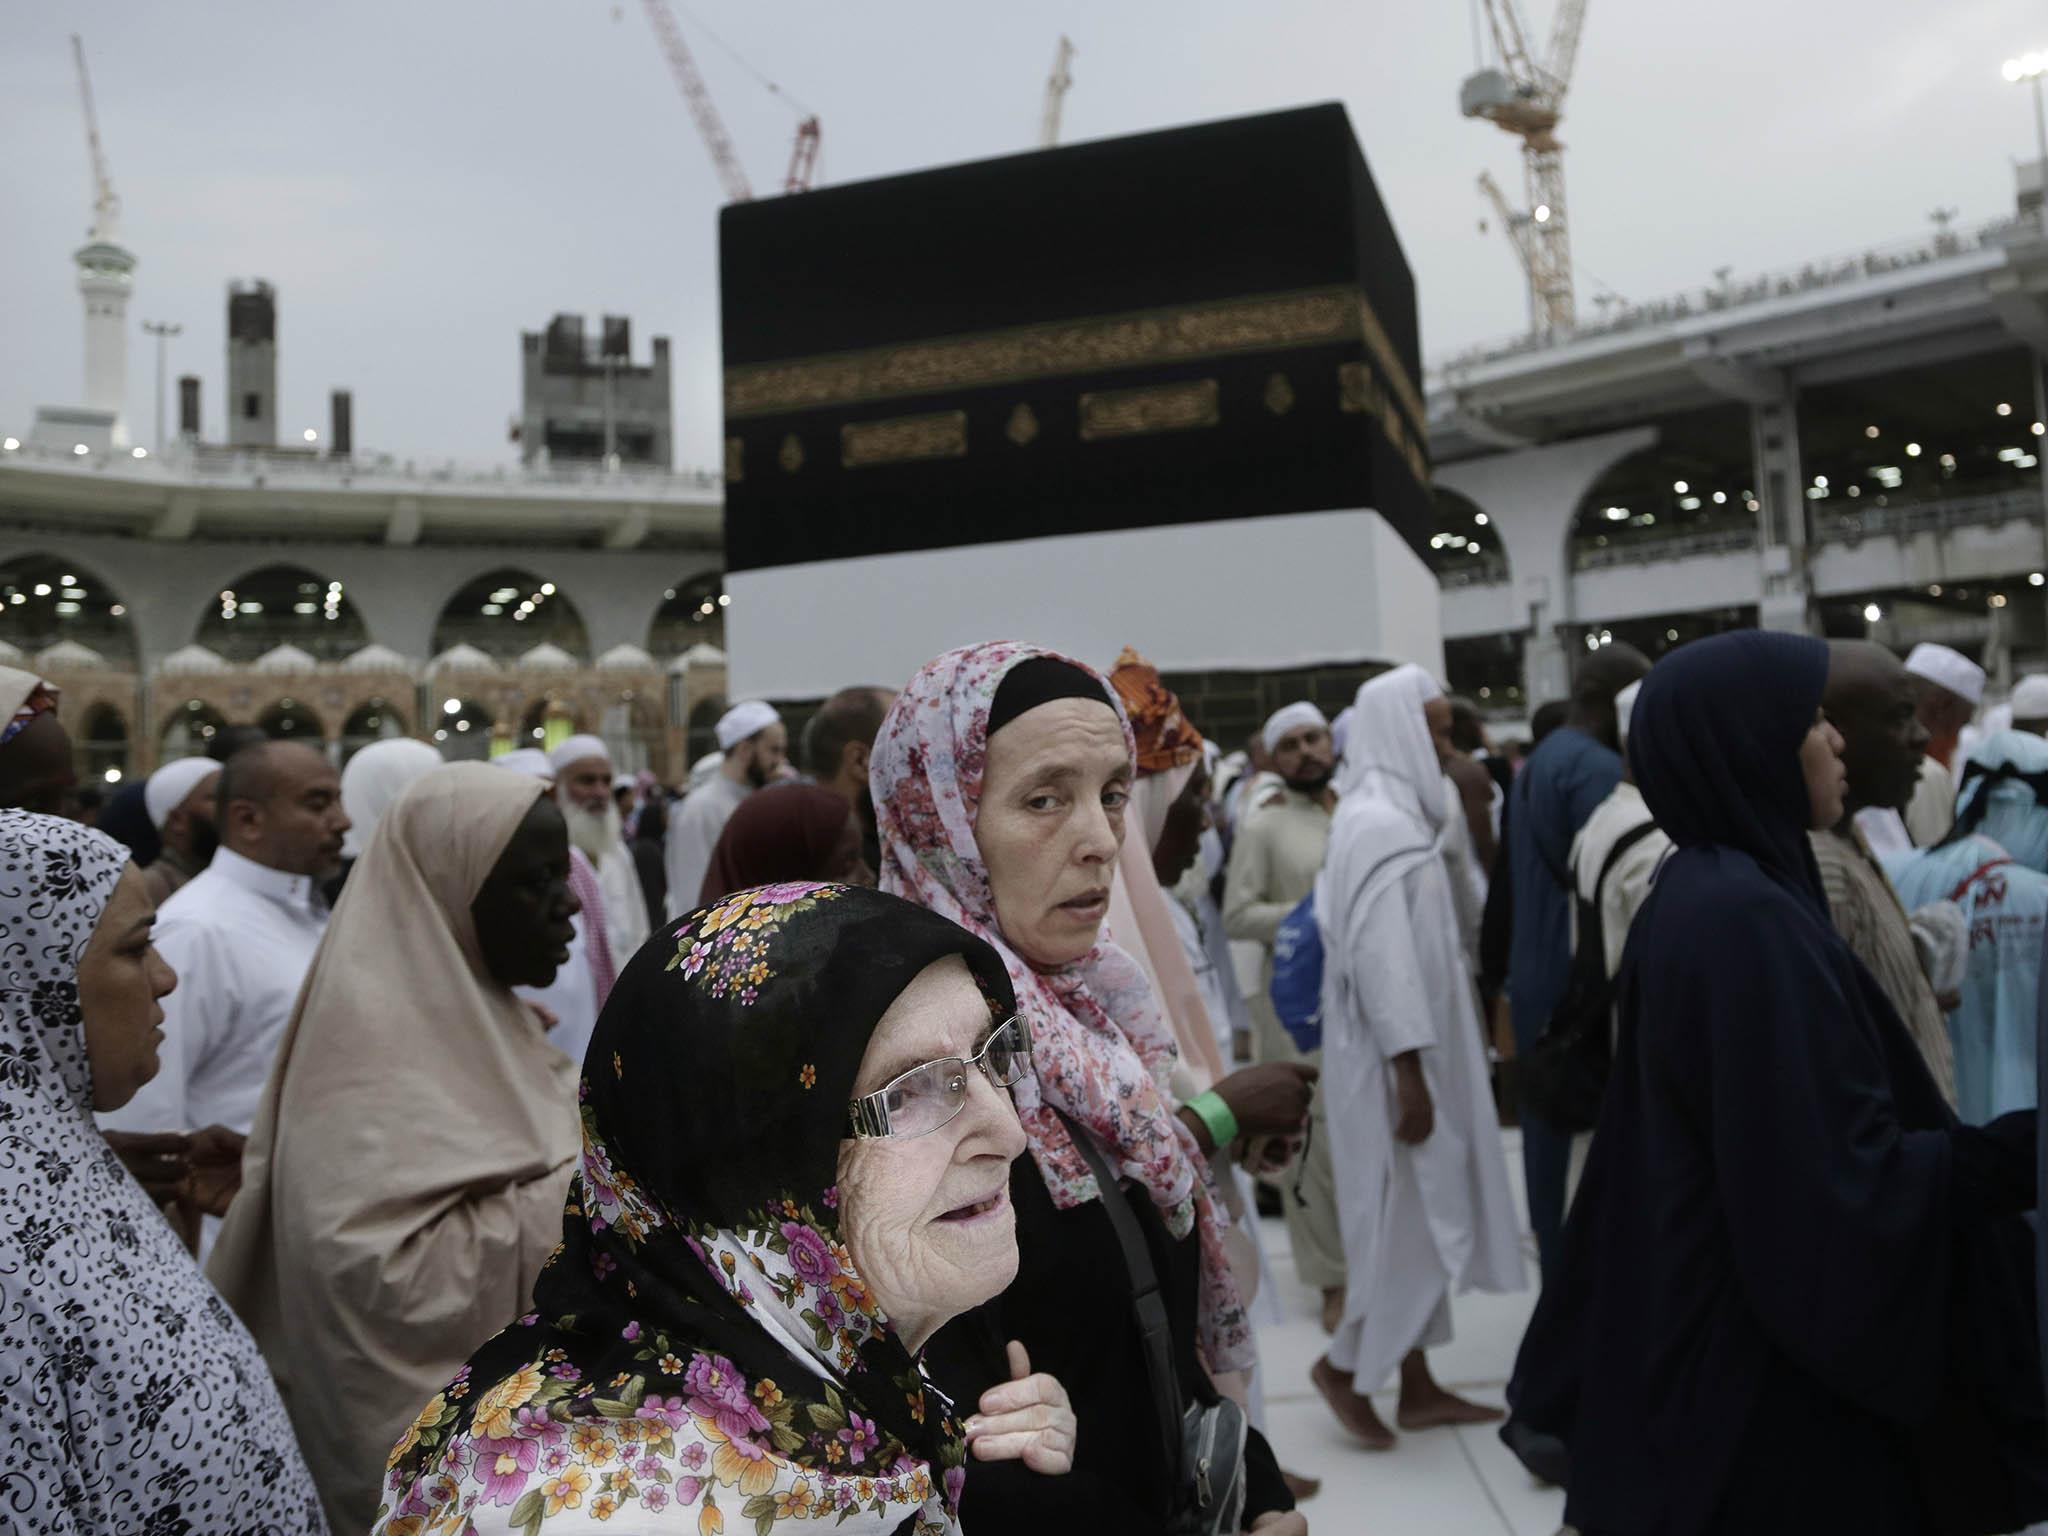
[374,882,1073,1536]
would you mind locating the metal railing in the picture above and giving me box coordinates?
[1811,487,2045,543]
[1572,527,1760,571]
[1430,213,2040,380]
[0,439,724,497]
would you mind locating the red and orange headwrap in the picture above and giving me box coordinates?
[1108,646,1204,776]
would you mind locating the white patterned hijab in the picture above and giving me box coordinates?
[0,810,327,1535]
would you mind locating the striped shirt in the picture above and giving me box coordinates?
[1810,825,1960,1106]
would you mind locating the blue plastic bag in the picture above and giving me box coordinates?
[1268,890,1324,1052]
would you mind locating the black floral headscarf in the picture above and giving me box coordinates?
[377,881,1017,1536]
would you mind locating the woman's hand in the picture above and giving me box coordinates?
[965,1341,1076,1475]
[1248,1511,1309,1535]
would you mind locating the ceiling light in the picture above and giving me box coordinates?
[303,429,319,443]
[1863,603,1883,623]
[443,698,461,715]
[1474,512,1489,526]
[1865,425,1880,438]
[1905,443,1922,457]
[72,443,88,456]
[1999,402,2014,416]
[1533,204,1552,223]
[2031,573,2045,587]
[1672,480,1688,494]
[131,446,147,458]
[103,768,121,783]
[33,585,51,597]
[1,438,16,451]
[541,582,556,596]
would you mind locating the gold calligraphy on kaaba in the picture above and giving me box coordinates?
[724,437,745,483]
[840,410,969,469]
[1339,362,1431,488]
[779,434,805,473]
[723,285,1426,452]
[1077,379,1220,442]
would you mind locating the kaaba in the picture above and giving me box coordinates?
[717,102,1439,699]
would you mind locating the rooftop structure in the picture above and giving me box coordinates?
[518,314,673,470]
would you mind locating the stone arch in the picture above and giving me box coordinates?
[256,695,333,746]
[1567,408,1754,566]
[0,552,141,670]
[433,568,590,666]
[648,571,727,658]
[197,563,370,663]
[685,693,727,767]
[1426,488,1508,583]
[77,702,131,784]
[340,697,410,764]
[430,697,497,761]
[159,698,229,761]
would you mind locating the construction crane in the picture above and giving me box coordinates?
[1462,0,1589,334]
[1040,36,1076,148]
[70,33,120,242]
[636,0,820,201]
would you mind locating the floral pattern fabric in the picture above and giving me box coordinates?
[377,882,1019,1535]
[870,641,1253,1373]
[0,811,327,1534]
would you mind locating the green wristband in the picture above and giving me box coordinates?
[1185,1090,1239,1150]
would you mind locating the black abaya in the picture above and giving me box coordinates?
[1507,630,2048,1536]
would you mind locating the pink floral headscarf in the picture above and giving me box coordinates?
[873,640,1253,1372]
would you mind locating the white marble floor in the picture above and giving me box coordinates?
[1248,1128,1566,1536]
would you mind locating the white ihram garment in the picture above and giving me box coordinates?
[1319,667,1525,1392]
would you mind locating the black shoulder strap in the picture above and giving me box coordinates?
[1572,819,1660,968]
[1594,819,1660,900]
[1053,1108,1185,1502]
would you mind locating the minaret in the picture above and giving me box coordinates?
[70,36,134,447]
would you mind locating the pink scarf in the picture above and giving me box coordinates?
[568,847,617,1004]
[872,641,1252,1372]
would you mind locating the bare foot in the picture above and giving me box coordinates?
[1395,1386,1506,1431]
[1280,1469,1322,1502]
[1320,1287,1344,1334]
[1310,1355,1395,1450]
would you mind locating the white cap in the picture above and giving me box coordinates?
[495,748,556,780]
[1261,701,1328,755]
[145,757,222,831]
[1903,643,1985,706]
[1614,679,1644,749]
[2011,673,2048,719]
[715,700,781,751]
[548,733,610,772]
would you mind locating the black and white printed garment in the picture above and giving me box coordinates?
[0,810,325,1535]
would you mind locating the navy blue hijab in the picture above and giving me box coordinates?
[1508,629,2048,1536]
[1627,627,1827,909]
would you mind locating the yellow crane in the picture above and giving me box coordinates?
[1462,0,1589,334]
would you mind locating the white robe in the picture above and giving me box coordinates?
[664,774,750,919]
[1318,670,1525,1392]
[593,835,651,961]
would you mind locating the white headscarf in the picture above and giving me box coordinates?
[339,738,444,858]
[0,811,326,1532]
[1333,664,1448,834]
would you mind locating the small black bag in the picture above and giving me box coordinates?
[1054,1110,1247,1535]
[1522,821,1658,1134]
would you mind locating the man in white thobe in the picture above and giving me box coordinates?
[549,734,651,963]
[664,700,788,916]
[1309,665,1525,1448]
[100,740,349,1251]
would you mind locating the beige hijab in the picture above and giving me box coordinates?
[208,762,581,1534]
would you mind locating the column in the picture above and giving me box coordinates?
[1750,387,1814,634]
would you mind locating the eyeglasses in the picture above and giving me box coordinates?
[846,1015,1032,1140]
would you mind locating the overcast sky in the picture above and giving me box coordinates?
[5,0,2044,473]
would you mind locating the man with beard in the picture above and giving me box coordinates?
[100,740,349,1253]
[139,757,223,907]
[801,684,894,872]
[664,700,786,919]
[1224,700,1348,1330]
[548,735,651,966]
[1812,641,1960,1104]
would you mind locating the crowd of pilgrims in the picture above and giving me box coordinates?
[0,625,2045,1536]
